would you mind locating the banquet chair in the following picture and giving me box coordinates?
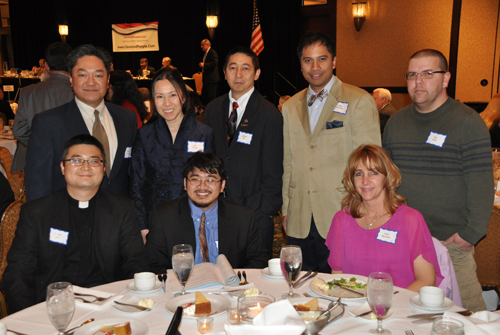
[0,147,12,179]
[474,206,500,294]
[432,237,462,307]
[193,72,203,96]
[0,113,6,126]
[0,199,24,318]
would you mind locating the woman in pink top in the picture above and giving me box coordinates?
[325,144,443,291]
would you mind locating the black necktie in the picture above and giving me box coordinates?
[226,102,238,145]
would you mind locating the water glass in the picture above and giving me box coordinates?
[46,282,75,335]
[172,244,194,297]
[280,245,302,298]
[367,272,393,334]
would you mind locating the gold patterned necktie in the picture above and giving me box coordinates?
[92,110,110,176]
[199,213,209,262]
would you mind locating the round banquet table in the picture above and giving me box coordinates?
[1,269,466,335]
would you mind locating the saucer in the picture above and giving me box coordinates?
[410,295,454,311]
[261,267,284,279]
[126,281,163,294]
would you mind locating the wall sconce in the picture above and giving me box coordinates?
[352,2,366,31]
[206,15,218,39]
[59,25,68,43]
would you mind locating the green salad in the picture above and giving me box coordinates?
[327,277,367,290]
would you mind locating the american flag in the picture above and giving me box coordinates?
[251,0,264,55]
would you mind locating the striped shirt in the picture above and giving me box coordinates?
[383,98,494,244]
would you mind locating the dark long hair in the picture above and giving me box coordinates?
[109,70,148,120]
[149,67,188,123]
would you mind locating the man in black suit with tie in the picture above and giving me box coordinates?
[25,44,137,201]
[146,152,268,272]
[204,46,283,257]
[4,134,147,313]
[199,39,220,104]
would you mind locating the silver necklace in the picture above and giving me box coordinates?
[364,212,385,229]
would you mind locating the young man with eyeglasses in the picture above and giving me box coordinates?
[3,134,148,313]
[146,152,268,272]
[383,49,493,312]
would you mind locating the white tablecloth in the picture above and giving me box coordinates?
[1,269,467,335]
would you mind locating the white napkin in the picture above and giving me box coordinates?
[443,311,500,335]
[224,283,256,291]
[225,300,306,335]
[73,286,121,310]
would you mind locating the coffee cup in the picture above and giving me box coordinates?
[268,258,282,276]
[419,286,444,307]
[134,272,156,291]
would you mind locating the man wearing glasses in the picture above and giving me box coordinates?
[4,134,147,313]
[383,49,493,311]
[146,152,268,272]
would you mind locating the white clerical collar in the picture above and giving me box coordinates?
[79,201,89,209]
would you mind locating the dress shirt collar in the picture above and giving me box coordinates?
[229,87,254,127]
[75,97,106,119]
[188,199,219,221]
[307,75,335,133]
[307,75,335,98]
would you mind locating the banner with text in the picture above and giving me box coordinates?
[112,22,159,52]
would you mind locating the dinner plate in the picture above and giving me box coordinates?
[261,267,284,279]
[349,301,397,320]
[74,318,148,335]
[126,281,163,294]
[309,274,368,300]
[111,296,158,314]
[410,295,454,311]
[165,294,231,318]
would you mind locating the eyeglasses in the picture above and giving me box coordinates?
[404,70,446,81]
[187,177,221,187]
[63,158,105,167]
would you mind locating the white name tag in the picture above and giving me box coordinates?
[426,131,447,148]
[376,228,398,244]
[187,141,205,153]
[333,101,349,115]
[49,228,69,245]
[237,131,253,145]
[124,146,132,158]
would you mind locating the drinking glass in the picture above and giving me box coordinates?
[367,272,393,334]
[46,282,75,335]
[431,317,464,335]
[172,244,194,297]
[280,245,302,299]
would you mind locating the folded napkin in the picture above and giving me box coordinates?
[73,286,121,310]
[225,300,306,335]
[443,311,500,335]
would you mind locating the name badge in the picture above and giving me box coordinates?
[49,228,69,245]
[124,146,132,158]
[237,131,253,145]
[376,228,398,244]
[333,101,349,115]
[187,141,205,153]
[426,132,447,148]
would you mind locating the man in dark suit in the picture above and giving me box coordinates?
[25,44,137,201]
[373,88,398,135]
[136,58,155,78]
[204,46,283,257]
[146,152,268,272]
[4,134,148,313]
[12,42,74,172]
[199,39,220,104]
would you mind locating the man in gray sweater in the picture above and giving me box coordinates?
[383,49,493,312]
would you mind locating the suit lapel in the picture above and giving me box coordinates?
[66,100,90,136]
[229,90,258,149]
[106,103,125,180]
[179,197,197,254]
[311,78,341,141]
[298,90,312,138]
[94,191,114,251]
[216,200,231,257]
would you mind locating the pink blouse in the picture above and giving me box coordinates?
[325,204,443,288]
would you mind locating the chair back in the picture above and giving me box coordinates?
[193,72,203,96]
[475,206,500,287]
[0,200,23,281]
[432,237,463,307]
[0,147,11,179]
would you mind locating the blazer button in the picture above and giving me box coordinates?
[309,167,313,171]
[310,145,314,149]
[307,191,310,194]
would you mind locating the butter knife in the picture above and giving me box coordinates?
[113,300,151,311]
[333,282,365,296]
[294,271,318,289]
[292,270,312,288]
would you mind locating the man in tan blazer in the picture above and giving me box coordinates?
[282,32,381,272]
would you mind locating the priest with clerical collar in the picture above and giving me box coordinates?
[3,134,148,313]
